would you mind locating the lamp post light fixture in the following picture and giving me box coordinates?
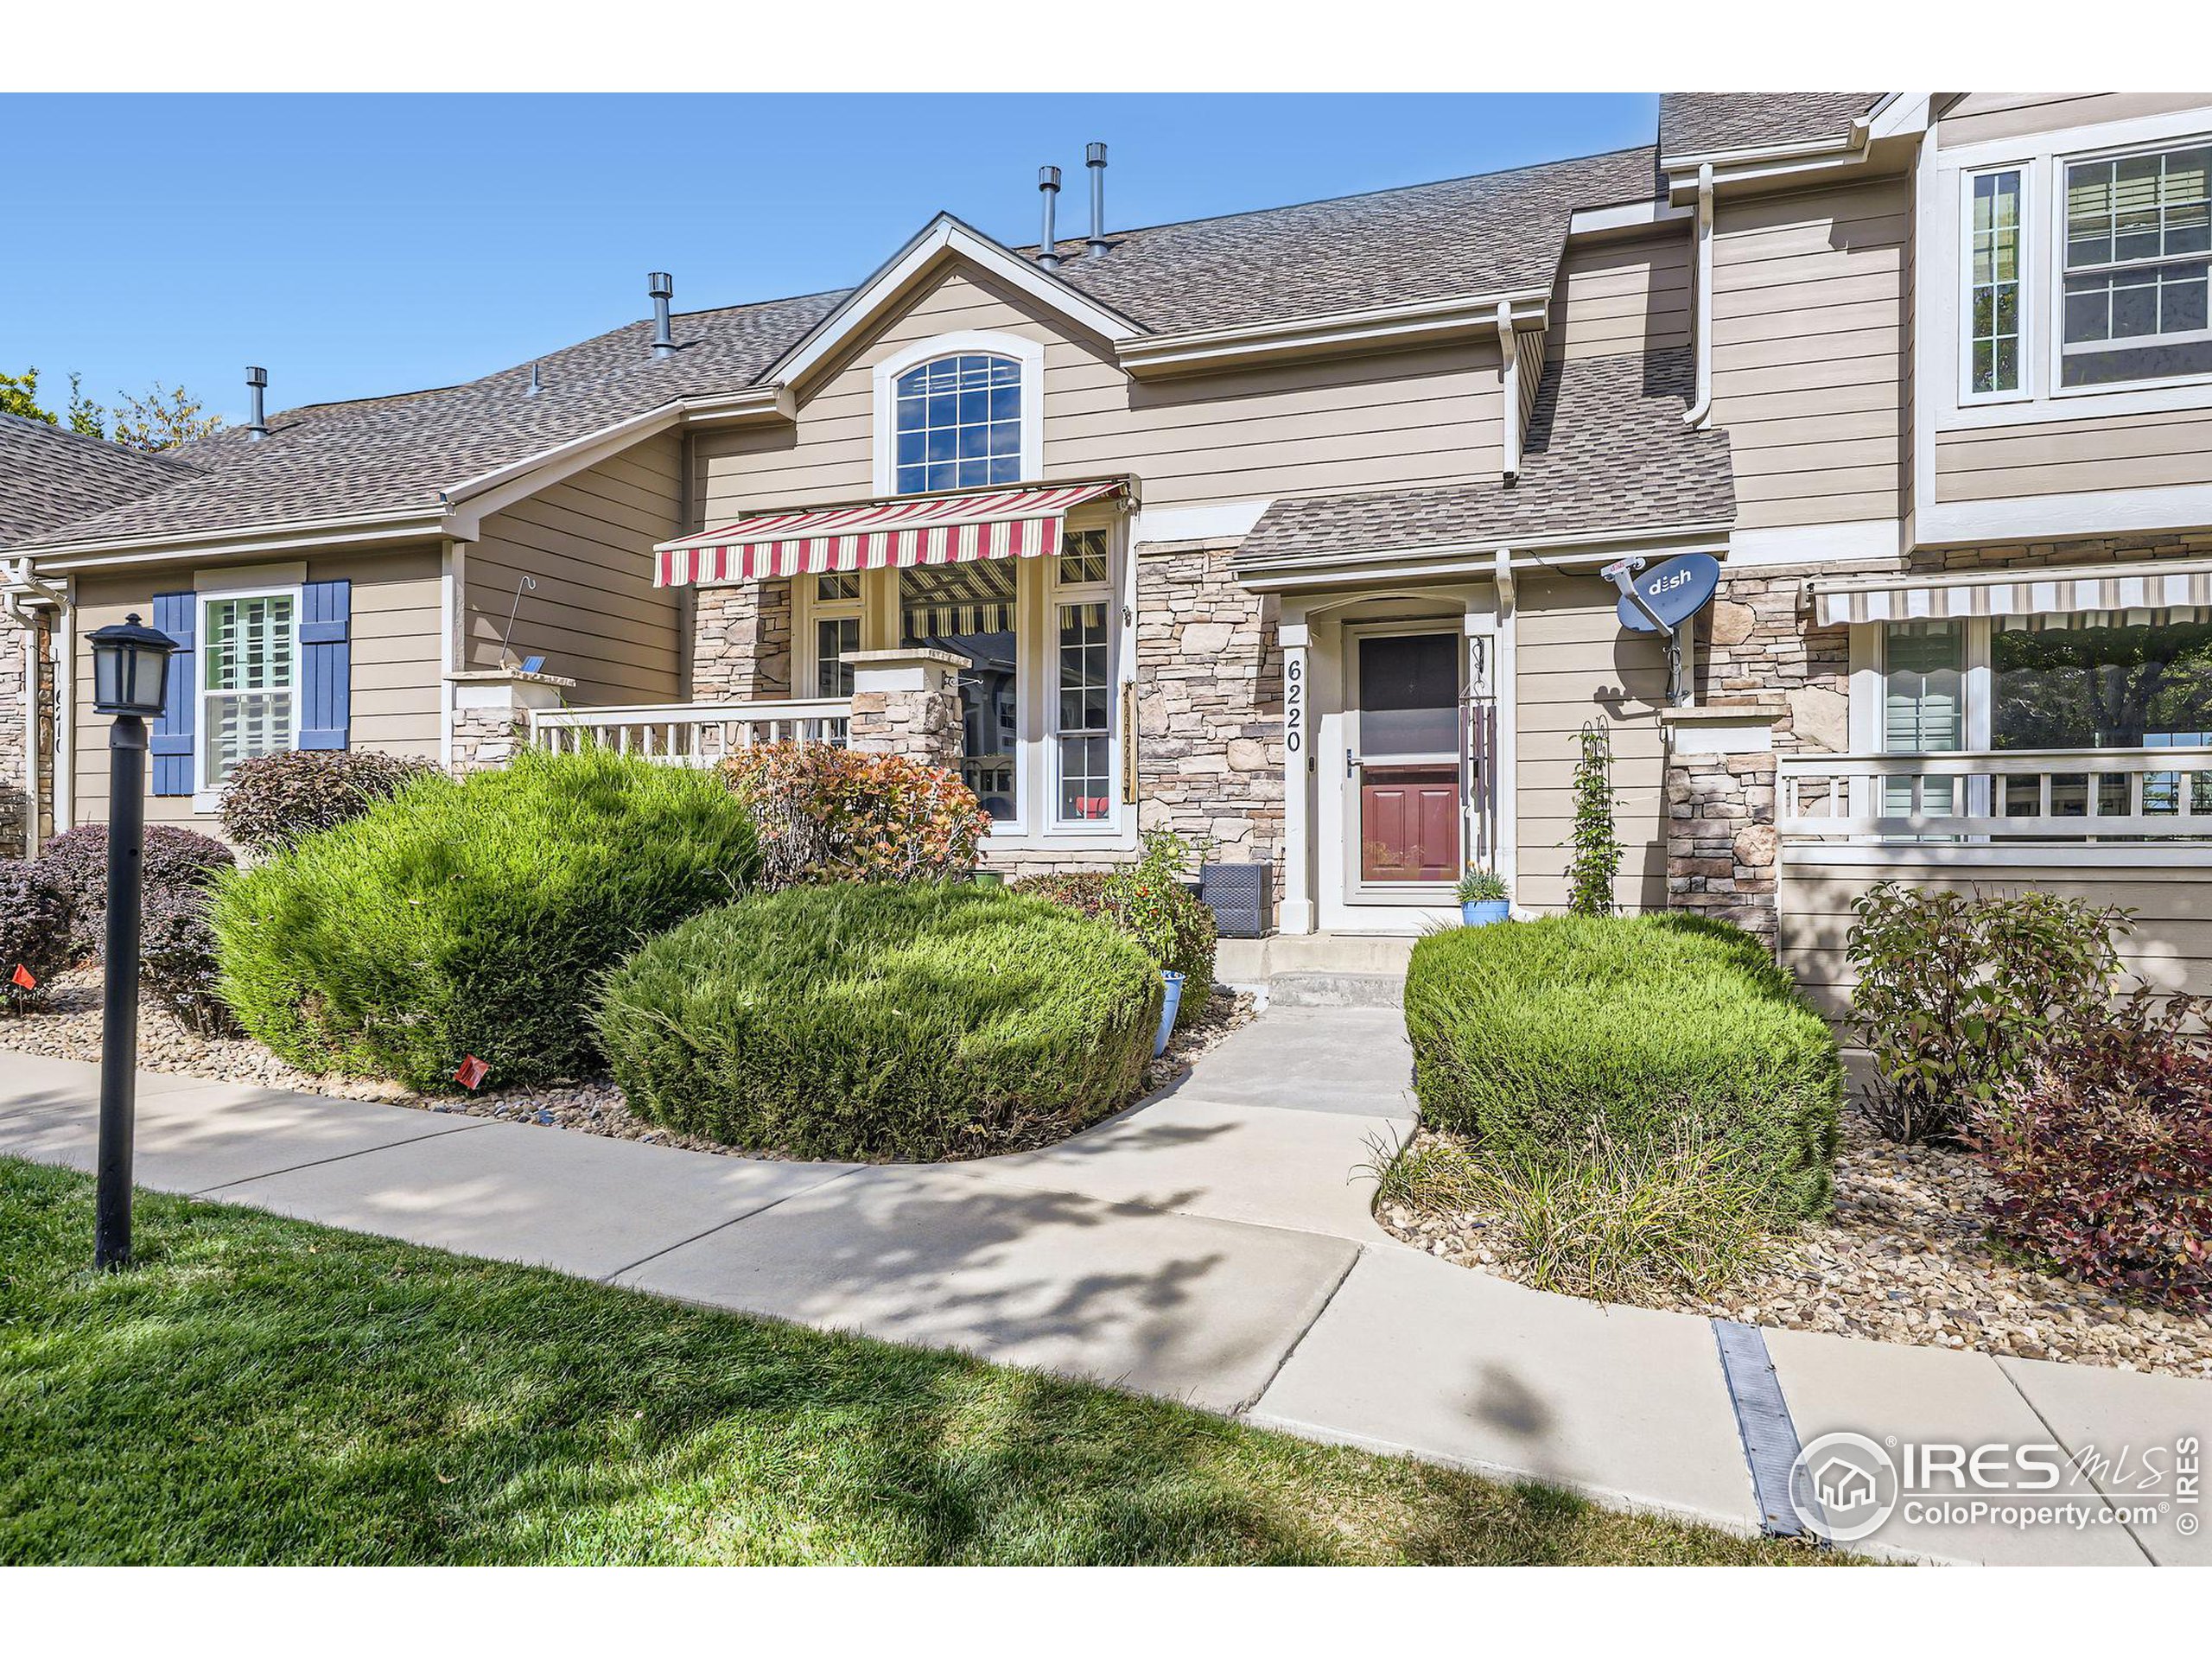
[85,612,178,1271]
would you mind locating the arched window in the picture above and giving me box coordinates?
[893,353,1023,494]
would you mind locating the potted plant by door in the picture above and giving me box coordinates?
[1457,866,1510,926]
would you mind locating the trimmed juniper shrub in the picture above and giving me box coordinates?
[1403,913,1841,1219]
[1012,830,1216,1030]
[0,859,72,1013]
[595,883,1161,1161]
[213,748,759,1091]
[140,884,238,1038]
[1967,989,2212,1309]
[219,749,441,856]
[39,823,235,960]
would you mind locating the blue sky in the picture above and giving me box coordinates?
[2,93,1657,426]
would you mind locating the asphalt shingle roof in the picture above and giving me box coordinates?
[8,289,848,552]
[1048,146,1660,332]
[10,142,1668,553]
[1234,346,1734,563]
[0,414,200,547]
[1658,92,1885,160]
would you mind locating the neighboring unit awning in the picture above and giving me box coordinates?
[653,480,1128,588]
[1809,558,2212,627]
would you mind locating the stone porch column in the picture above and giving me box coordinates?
[447,667,576,773]
[842,647,969,769]
[1659,699,1784,945]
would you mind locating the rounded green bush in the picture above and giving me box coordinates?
[595,882,1163,1161]
[213,748,759,1090]
[1403,913,1841,1218]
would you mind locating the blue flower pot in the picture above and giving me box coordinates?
[1461,899,1510,926]
[1154,970,1185,1058]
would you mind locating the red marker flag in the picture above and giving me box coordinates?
[10,963,35,991]
[453,1054,490,1090]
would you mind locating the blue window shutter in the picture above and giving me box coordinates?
[149,591,194,796]
[298,579,351,751]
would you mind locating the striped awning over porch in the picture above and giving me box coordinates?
[1810,557,2212,626]
[653,479,1127,588]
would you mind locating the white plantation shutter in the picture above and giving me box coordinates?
[202,594,298,788]
[1884,620,1963,817]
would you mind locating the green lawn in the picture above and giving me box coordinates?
[0,1157,1840,1566]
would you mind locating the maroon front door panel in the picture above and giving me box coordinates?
[1359,765,1460,882]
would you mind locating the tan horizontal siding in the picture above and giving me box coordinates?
[693,262,1504,524]
[1938,92,2212,149]
[1781,860,2212,1016]
[465,430,684,704]
[1548,231,1692,361]
[1512,575,1669,914]
[1707,178,1907,534]
[1933,408,2212,503]
[72,545,443,835]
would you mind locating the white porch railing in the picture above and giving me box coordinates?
[1778,747,2212,842]
[528,698,853,766]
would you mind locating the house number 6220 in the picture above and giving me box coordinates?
[1285,656,1304,755]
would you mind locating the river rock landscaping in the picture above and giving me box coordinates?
[0,966,1252,1163]
[1376,1115,2212,1379]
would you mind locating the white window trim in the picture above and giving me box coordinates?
[1044,528,1121,836]
[191,580,302,816]
[1929,105,2212,435]
[2047,132,2212,402]
[1957,162,2033,409]
[870,330,1046,497]
[804,574,864,701]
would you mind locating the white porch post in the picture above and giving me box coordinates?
[1279,614,1315,934]
[1491,547,1519,894]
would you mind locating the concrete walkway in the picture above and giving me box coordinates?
[3,1009,2206,1567]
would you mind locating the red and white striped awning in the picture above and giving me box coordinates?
[654,480,1128,588]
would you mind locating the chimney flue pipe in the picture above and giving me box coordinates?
[1037,167,1062,270]
[245,366,269,440]
[648,272,676,357]
[1086,143,1109,257]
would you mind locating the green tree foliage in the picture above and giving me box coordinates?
[65,373,105,439]
[107,381,223,449]
[1,366,57,425]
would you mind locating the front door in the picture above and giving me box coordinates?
[1347,627,1463,900]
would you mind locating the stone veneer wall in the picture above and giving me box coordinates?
[690,580,791,702]
[0,613,54,857]
[1134,542,1285,914]
[448,703,527,773]
[1665,745,1779,944]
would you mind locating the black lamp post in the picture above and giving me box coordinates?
[86,612,177,1271]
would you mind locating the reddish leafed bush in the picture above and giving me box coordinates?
[723,741,990,889]
[0,859,71,1013]
[219,749,439,855]
[39,823,235,960]
[1967,991,2212,1309]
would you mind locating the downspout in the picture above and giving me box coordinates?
[1682,162,1715,429]
[1495,301,1521,481]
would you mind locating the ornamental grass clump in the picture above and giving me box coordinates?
[594,883,1161,1162]
[213,748,758,1090]
[1403,912,1841,1218]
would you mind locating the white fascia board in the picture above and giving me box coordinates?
[765,214,1142,392]
[28,509,454,575]
[1568,198,1693,237]
[1232,522,1731,590]
[1868,94,1931,143]
[1118,292,1548,378]
[681,385,798,427]
[1916,486,2212,548]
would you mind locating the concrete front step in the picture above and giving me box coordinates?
[1216,932,1416,981]
[1266,972,1405,1009]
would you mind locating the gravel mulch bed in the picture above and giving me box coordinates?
[1377,1116,2212,1380]
[2,968,1254,1166]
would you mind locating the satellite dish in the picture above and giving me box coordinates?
[1612,554,1720,634]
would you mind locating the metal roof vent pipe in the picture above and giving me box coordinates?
[648,271,677,357]
[1085,143,1109,257]
[1037,167,1062,270]
[245,366,269,441]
